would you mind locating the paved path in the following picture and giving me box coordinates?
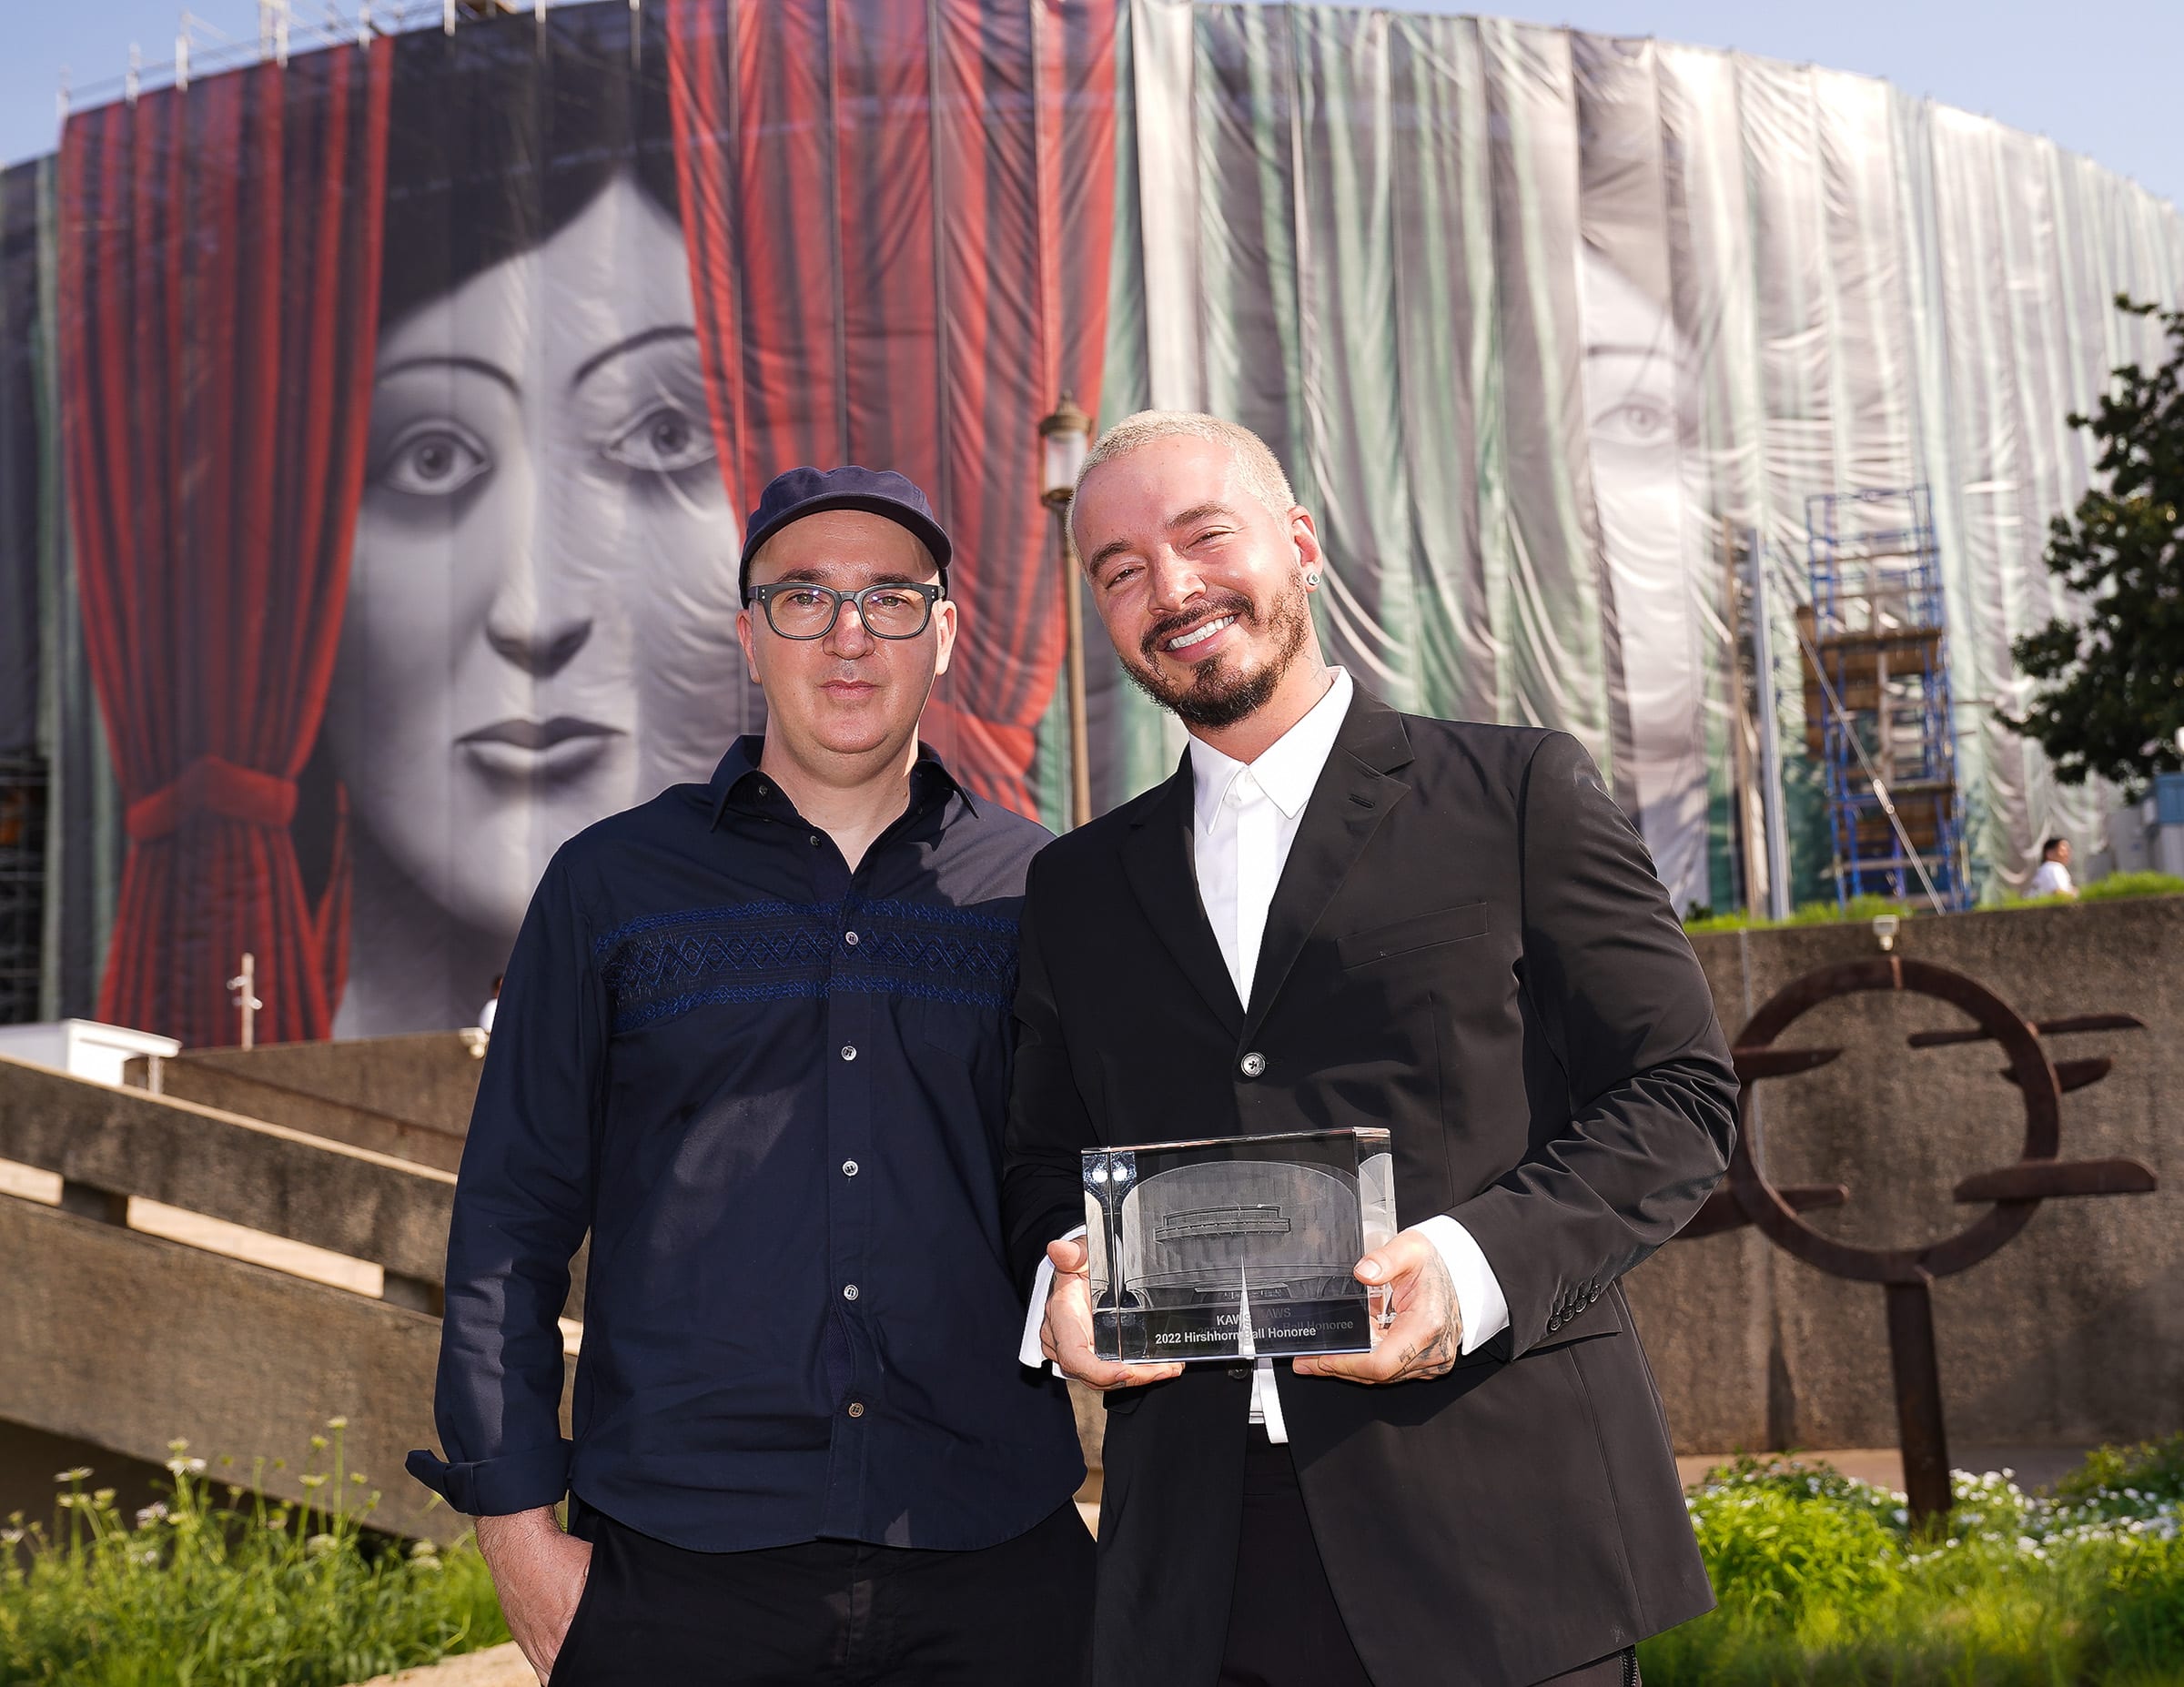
[348,1642,532,1687]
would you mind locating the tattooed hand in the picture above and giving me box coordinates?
[1290,1229,1463,1386]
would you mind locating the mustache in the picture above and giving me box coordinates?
[1140,594,1254,662]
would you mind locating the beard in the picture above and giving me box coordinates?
[1119,580,1314,731]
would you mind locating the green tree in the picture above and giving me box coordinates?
[2001,296,2184,790]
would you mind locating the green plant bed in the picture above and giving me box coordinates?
[1685,894,1911,935]
[0,1425,508,1687]
[1686,875,2184,934]
[2075,872,2184,904]
[1642,1440,2184,1685]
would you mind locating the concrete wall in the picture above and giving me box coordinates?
[1628,894,2183,1456]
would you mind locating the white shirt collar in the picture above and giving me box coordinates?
[1188,668,1355,836]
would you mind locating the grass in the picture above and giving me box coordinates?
[1642,1437,2184,1685]
[0,1425,507,1687]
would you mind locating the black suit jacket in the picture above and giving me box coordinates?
[1003,690,1738,1687]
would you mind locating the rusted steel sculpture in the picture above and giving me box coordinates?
[1679,955,2156,1525]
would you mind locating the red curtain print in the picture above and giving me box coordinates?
[667,0,1118,820]
[57,43,391,1047]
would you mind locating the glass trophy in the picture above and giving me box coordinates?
[1082,1127,1397,1363]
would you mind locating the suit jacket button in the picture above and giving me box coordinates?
[1228,1365,1251,1379]
[1239,1052,1267,1078]
[1548,1316,1562,1332]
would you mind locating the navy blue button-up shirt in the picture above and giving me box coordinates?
[407,739,1084,1552]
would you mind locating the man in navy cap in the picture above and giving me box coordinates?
[411,467,1091,1684]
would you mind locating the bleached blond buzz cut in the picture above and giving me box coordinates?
[1068,410,1298,555]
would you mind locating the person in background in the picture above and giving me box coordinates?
[478,975,503,1035]
[410,467,1089,1686]
[2030,836,2077,898]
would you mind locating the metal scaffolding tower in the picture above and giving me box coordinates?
[1797,487,1967,909]
[0,754,46,1025]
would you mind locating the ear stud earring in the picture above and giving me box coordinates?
[1305,571,1321,586]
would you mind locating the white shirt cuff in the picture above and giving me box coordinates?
[1413,1215,1510,1357]
[1019,1225,1087,1369]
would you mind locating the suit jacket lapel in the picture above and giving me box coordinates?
[1120,758,1246,1035]
[1243,692,1414,1036]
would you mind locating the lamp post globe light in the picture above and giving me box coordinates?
[1038,396,1094,828]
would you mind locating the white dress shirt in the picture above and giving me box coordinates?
[2029,858,2074,898]
[1020,668,1510,1440]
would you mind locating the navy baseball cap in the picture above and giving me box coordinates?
[739,466,953,602]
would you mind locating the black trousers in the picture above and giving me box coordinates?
[1219,1429,1640,1687]
[552,1500,1093,1686]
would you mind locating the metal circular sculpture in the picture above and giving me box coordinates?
[1728,956,2061,1285]
[1681,951,2155,1526]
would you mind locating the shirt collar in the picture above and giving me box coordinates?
[707,735,974,829]
[1188,667,1354,836]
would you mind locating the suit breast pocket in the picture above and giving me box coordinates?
[1336,902,1490,970]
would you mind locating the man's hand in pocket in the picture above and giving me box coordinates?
[476,1508,595,1683]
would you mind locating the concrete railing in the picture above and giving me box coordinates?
[0,1055,457,1308]
[137,1034,489,1134]
[124,1056,470,1175]
[0,1055,577,1541]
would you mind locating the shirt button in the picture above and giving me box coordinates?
[843,1284,860,1301]
[844,930,859,947]
[1239,1051,1267,1078]
[843,1160,859,1177]
[846,1401,865,1419]
[809,834,820,846]
[841,1045,857,1062]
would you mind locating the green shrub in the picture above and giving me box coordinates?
[1687,1460,1903,1619]
[2078,871,2184,904]
[0,1426,507,1687]
[2054,1433,2184,1509]
[1642,1452,2184,1686]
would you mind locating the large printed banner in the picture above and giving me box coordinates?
[6,0,2182,1043]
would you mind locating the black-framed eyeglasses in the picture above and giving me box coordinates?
[750,581,945,641]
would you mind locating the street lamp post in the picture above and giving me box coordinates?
[1039,396,1094,830]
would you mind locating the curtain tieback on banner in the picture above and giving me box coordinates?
[126,756,299,842]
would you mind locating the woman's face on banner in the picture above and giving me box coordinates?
[329,173,743,937]
[1577,246,1709,911]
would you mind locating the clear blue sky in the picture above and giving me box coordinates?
[5,1,2179,207]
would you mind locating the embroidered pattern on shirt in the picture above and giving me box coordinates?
[598,898,1019,1033]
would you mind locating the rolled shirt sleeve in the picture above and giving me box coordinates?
[407,849,607,1517]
